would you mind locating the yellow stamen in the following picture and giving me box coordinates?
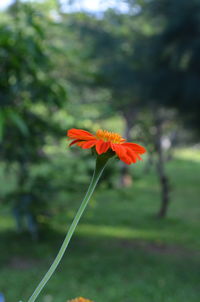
[96,129,125,144]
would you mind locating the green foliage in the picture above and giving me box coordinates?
[143,0,200,128]
[0,2,67,145]
[0,2,68,235]
[1,5,65,107]
[70,10,145,114]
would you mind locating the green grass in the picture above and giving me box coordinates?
[0,148,200,302]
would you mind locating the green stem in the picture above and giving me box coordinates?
[26,155,110,302]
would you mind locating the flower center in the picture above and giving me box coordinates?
[96,129,125,144]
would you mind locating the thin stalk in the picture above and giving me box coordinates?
[26,155,110,302]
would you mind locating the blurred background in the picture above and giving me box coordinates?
[0,0,200,301]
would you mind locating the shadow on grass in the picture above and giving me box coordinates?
[1,224,200,302]
[1,222,199,269]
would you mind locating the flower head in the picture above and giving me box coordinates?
[67,298,93,302]
[67,128,146,165]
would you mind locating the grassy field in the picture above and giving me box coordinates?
[0,149,200,302]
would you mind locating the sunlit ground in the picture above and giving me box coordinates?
[0,148,200,302]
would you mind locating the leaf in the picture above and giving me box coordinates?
[9,111,29,136]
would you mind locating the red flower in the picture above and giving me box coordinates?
[67,128,146,165]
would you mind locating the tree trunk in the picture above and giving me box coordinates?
[154,112,170,218]
[143,152,154,174]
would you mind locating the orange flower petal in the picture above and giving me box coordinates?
[111,143,132,165]
[80,140,97,149]
[68,129,95,141]
[67,298,93,302]
[67,128,146,165]
[95,141,110,155]
[69,139,81,146]
[125,147,138,163]
[76,141,88,147]
[136,153,142,160]
[122,142,146,154]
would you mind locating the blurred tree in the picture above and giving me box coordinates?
[0,2,67,237]
[144,0,200,129]
[68,7,178,217]
[68,10,149,186]
[130,0,200,216]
